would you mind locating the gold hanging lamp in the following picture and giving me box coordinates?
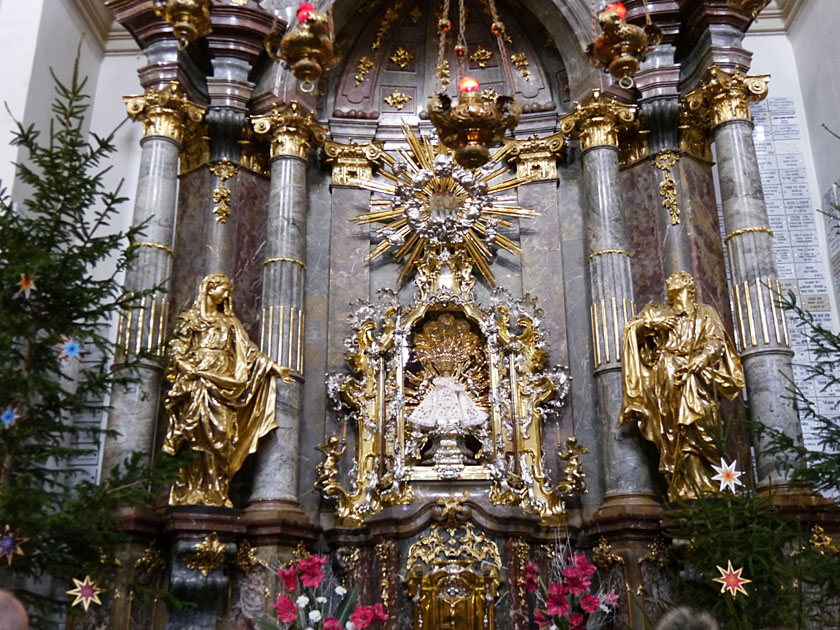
[271,1,340,93]
[153,0,212,50]
[428,0,521,169]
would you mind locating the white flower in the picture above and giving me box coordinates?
[346,622,356,630]
[309,610,322,623]
[335,585,347,597]
[296,595,310,607]
[316,596,327,604]
[550,626,559,630]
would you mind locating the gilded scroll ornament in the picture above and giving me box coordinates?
[384,89,412,110]
[162,273,292,507]
[209,158,237,223]
[436,59,451,88]
[683,66,769,130]
[372,3,404,50]
[510,52,531,80]
[322,139,385,185]
[184,533,227,576]
[390,45,414,69]
[506,132,565,180]
[652,150,681,225]
[124,82,206,144]
[559,89,637,150]
[354,56,375,85]
[470,45,494,68]
[619,272,745,501]
[252,101,326,160]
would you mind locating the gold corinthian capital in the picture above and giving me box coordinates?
[559,90,637,150]
[251,101,327,160]
[505,131,566,180]
[322,139,385,186]
[683,66,769,130]
[123,82,206,144]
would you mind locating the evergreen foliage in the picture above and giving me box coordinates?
[0,58,178,626]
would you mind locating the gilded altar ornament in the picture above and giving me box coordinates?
[506,132,565,180]
[124,82,206,145]
[383,89,412,110]
[470,45,494,68]
[252,101,326,160]
[728,0,771,19]
[390,45,414,69]
[653,150,681,225]
[354,56,375,85]
[322,139,385,186]
[619,272,745,501]
[184,532,227,576]
[559,89,638,150]
[683,66,769,130]
[277,3,339,92]
[210,158,237,223]
[153,0,211,49]
[586,2,661,89]
[352,122,535,286]
[510,52,531,81]
[162,273,292,507]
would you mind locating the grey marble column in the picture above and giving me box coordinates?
[715,118,801,483]
[102,83,204,479]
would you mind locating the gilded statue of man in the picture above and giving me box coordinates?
[162,273,291,507]
[619,271,744,500]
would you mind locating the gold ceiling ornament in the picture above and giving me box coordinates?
[354,56,375,85]
[373,2,404,50]
[728,0,771,19]
[510,52,531,81]
[322,139,385,186]
[586,2,661,89]
[384,89,412,110]
[652,150,681,225]
[184,533,228,577]
[351,122,535,286]
[559,89,638,151]
[390,45,415,69]
[407,495,502,629]
[469,45,494,68]
[683,66,769,130]
[252,101,327,160]
[153,0,212,50]
[274,3,339,93]
[124,82,206,145]
[505,131,566,181]
[321,240,575,524]
[209,158,238,223]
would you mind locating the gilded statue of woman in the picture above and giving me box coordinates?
[619,271,744,500]
[162,273,291,507]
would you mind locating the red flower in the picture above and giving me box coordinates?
[350,605,376,629]
[534,609,551,628]
[323,619,342,630]
[571,552,597,578]
[569,612,585,630]
[562,565,591,596]
[372,603,389,621]
[298,554,327,588]
[524,561,539,592]
[271,594,297,623]
[276,565,299,593]
[546,582,570,617]
[580,592,600,613]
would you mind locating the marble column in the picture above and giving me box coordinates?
[101,82,205,479]
[246,102,326,519]
[685,67,803,484]
[559,91,656,508]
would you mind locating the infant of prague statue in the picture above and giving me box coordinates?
[408,375,487,433]
[162,273,291,507]
[619,271,745,500]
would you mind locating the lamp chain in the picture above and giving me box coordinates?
[486,0,516,97]
[436,0,452,93]
[457,0,468,77]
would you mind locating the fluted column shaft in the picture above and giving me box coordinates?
[686,68,802,483]
[101,82,204,479]
[561,92,655,501]
[248,103,325,514]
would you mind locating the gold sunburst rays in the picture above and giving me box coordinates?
[351,123,536,286]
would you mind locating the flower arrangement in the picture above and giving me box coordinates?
[529,549,619,629]
[260,553,389,630]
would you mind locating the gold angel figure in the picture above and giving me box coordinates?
[619,271,745,500]
[162,273,291,507]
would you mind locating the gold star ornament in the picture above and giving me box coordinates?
[67,575,103,611]
[713,560,751,597]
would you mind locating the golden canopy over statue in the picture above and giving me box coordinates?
[619,271,745,500]
[162,273,291,507]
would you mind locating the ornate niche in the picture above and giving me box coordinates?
[321,244,580,525]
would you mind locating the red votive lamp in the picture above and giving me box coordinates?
[458,76,480,93]
[297,1,314,22]
[604,2,627,18]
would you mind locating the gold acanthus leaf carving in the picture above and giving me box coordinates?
[184,532,227,577]
[209,158,238,224]
[511,52,531,80]
[652,150,680,225]
[592,537,625,568]
[683,66,769,130]
[470,45,494,68]
[559,89,638,150]
[390,46,414,69]
[251,101,326,159]
[372,2,404,50]
[384,89,412,110]
[355,56,375,86]
[124,81,206,144]
[409,6,422,24]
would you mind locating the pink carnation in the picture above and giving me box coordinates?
[350,605,376,629]
[271,594,297,623]
[298,554,328,588]
[569,612,585,630]
[581,592,600,613]
[323,619,342,630]
[534,609,551,628]
[546,582,570,617]
[372,603,389,621]
[524,560,539,592]
[276,565,299,593]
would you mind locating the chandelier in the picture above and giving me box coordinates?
[586,2,661,89]
[269,1,340,93]
[428,0,521,169]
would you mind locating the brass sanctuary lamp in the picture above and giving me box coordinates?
[587,2,661,89]
[153,0,212,50]
[270,1,340,93]
[427,0,521,169]
[429,77,521,170]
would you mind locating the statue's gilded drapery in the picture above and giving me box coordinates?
[162,273,289,507]
[619,272,744,500]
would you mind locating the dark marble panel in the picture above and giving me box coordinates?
[621,162,665,308]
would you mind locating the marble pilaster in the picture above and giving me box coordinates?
[102,83,205,479]
[685,68,803,484]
